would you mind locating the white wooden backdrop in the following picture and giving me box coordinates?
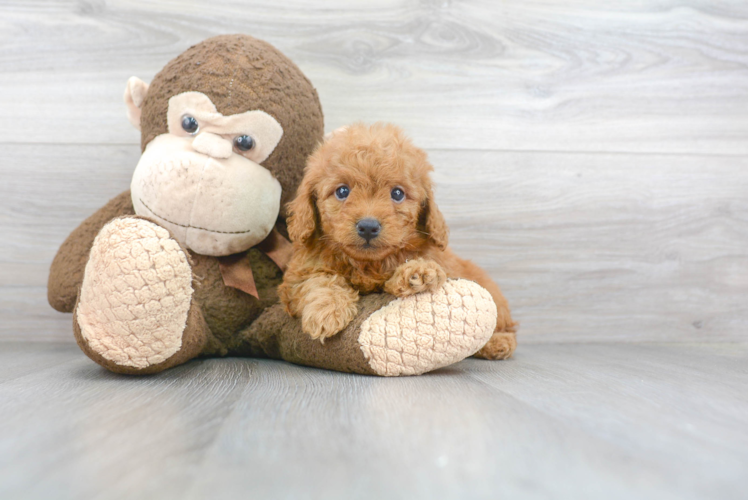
[1,0,747,342]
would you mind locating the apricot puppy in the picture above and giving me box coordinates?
[278,123,517,359]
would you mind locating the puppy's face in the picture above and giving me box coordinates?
[288,123,448,261]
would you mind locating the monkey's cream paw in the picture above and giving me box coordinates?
[301,287,359,343]
[358,279,497,376]
[76,217,193,369]
[384,258,447,297]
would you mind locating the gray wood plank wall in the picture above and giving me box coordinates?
[1,0,747,342]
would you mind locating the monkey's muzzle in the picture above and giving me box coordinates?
[131,134,281,256]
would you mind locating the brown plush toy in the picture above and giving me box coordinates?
[47,34,499,376]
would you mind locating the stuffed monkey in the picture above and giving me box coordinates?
[47,35,498,376]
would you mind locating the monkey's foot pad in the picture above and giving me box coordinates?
[358,279,498,376]
[76,217,193,369]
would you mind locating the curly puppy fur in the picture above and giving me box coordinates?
[278,123,517,359]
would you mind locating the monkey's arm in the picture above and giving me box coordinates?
[48,190,135,312]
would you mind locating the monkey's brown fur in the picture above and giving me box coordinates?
[140,34,323,214]
[279,123,517,358]
[48,35,337,373]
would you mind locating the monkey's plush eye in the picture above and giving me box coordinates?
[391,187,406,203]
[234,135,255,151]
[181,115,199,134]
[335,185,350,201]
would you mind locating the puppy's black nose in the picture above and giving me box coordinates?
[356,218,381,242]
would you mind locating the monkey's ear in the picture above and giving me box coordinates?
[123,76,150,131]
[323,126,348,141]
[286,175,319,245]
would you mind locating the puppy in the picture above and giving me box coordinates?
[278,123,517,360]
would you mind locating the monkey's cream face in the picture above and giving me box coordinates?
[131,92,284,256]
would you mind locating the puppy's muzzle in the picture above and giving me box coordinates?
[356,218,381,243]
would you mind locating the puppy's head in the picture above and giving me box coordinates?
[287,123,448,261]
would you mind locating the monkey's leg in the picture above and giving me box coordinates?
[236,279,498,376]
[472,283,517,360]
[73,217,221,374]
[442,252,518,360]
[48,190,135,313]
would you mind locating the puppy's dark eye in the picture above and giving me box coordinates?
[181,115,199,134]
[391,187,405,203]
[335,185,350,200]
[234,135,255,151]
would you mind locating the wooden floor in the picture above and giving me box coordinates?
[0,341,746,500]
[2,1,748,498]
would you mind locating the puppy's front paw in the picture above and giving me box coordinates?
[300,288,359,343]
[384,258,447,297]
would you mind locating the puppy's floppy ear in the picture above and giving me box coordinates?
[287,175,318,245]
[419,186,449,250]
